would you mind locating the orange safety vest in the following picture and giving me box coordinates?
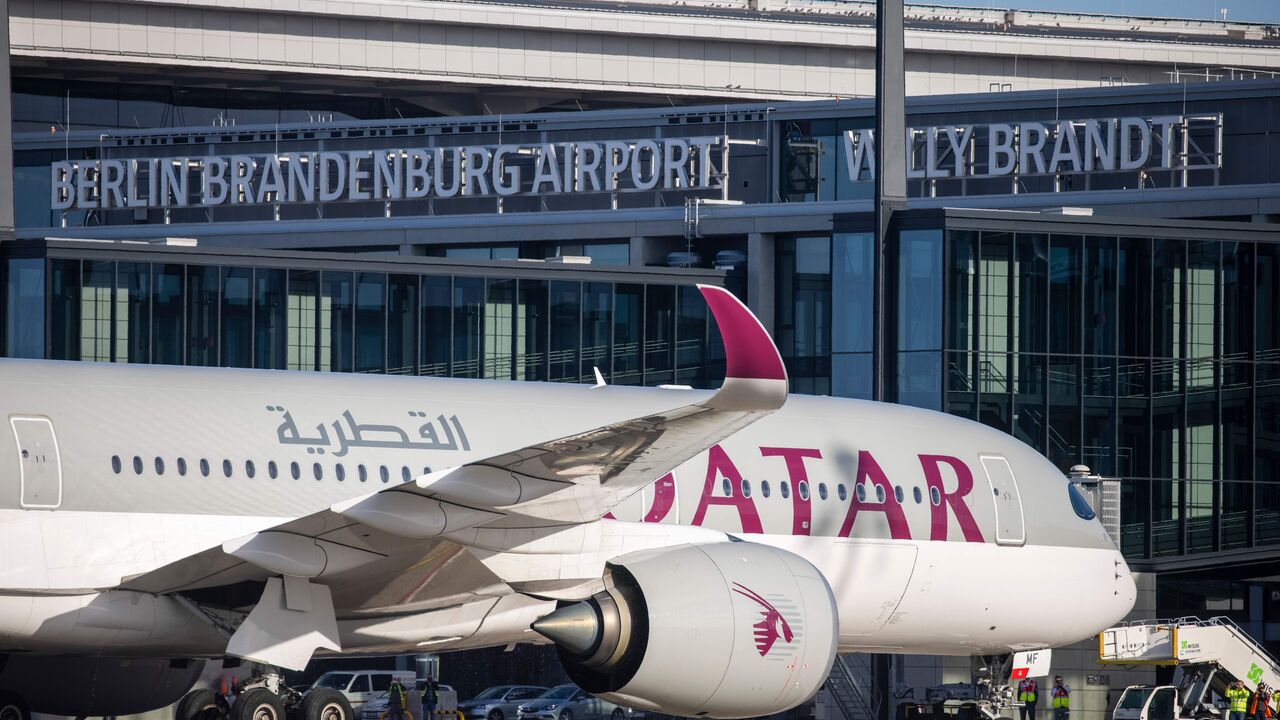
[1250,693,1274,718]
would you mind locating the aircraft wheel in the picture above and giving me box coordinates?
[0,693,29,720]
[234,689,287,720]
[302,689,354,720]
[177,689,223,720]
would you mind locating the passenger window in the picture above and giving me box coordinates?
[894,486,904,503]
[177,457,188,476]
[380,465,390,483]
[423,466,431,476]
[222,460,233,478]
[875,485,885,503]
[855,484,866,502]
[290,462,301,480]
[313,463,323,481]
[111,455,122,474]
[268,461,278,479]
[929,486,942,506]
[358,464,367,482]
[402,466,411,482]
[837,484,847,501]
[722,477,732,496]
[798,480,809,501]
[133,456,143,474]
[245,460,256,479]
[155,457,165,475]
[761,480,771,498]
[913,487,923,504]
[336,464,346,482]
[740,479,751,498]
[818,482,828,500]
[780,481,790,499]
[200,458,210,477]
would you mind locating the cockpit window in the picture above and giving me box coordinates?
[1068,483,1096,520]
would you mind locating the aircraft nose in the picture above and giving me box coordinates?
[1110,550,1138,623]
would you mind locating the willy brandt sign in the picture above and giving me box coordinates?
[843,114,1220,181]
[50,136,725,210]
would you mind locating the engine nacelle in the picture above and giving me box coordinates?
[533,542,838,719]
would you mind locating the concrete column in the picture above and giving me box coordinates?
[0,0,14,235]
[630,236,670,267]
[747,232,776,333]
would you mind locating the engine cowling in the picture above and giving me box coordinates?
[532,542,838,719]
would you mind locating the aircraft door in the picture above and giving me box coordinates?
[10,416,62,509]
[980,455,1024,546]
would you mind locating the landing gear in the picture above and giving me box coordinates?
[174,668,351,720]
[299,688,353,720]
[0,693,30,720]
[175,689,223,720]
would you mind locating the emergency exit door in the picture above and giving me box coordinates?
[10,416,62,509]
[980,455,1024,546]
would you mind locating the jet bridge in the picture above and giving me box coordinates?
[1100,617,1280,719]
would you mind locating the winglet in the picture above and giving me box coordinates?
[698,285,788,411]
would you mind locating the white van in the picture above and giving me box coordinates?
[311,671,418,712]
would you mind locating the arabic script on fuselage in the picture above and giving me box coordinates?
[268,405,471,457]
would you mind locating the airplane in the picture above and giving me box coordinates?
[0,285,1135,720]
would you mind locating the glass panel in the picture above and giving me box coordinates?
[581,282,611,382]
[549,280,580,382]
[322,271,354,373]
[778,235,831,361]
[1048,235,1081,355]
[1121,477,1151,559]
[152,264,184,366]
[452,276,483,379]
[676,285,707,387]
[1117,358,1150,478]
[644,284,674,385]
[1222,242,1252,361]
[254,269,287,370]
[387,274,417,375]
[946,230,976,352]
[897,351,941,411]
[1153,238,1186,359]
[898,229,943,352]
[484,278,516,380]
[1083,236,1116,356]
[1082,356,1116,475]
[517,279,548,381]
[833,353,873,400]
[979,232,1011,361]
[1186,241,1218,365]
[221,266,252,369]
[118,262,149,364]
[1258,362,1280,545]
[4,257,45,360]
[49,259,80,361]
[420,276,450,377]
[1118,237,1151,358]
[583,243,629,266]
[355,273,386,373]
[1014,353,1046,453]
[1258,242,1280,362]
[613,283,643,385]
[834,232,875,353]
[186,265,218,367]
[1014,233,1048,355]
[1047,355,1080,471]
[1221,379,1252,549]
[287,269,318,372]
[1186,383,1217,553]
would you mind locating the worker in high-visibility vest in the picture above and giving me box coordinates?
[1017,678,1039,720]
[1249,683,1273,720]
[1049,676,1070,720]
[1226,681,1250,720]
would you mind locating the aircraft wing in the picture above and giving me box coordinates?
[120,285,787,670]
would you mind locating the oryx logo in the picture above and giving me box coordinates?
[732,583,795,657]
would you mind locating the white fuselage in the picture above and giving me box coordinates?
[0,360,1136,659]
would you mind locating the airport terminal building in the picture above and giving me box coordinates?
[4,1,1280,718]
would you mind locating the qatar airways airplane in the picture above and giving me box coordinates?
[0,286,1134,720]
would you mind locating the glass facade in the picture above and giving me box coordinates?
[4,245,720,389]
[780,212,1280,564]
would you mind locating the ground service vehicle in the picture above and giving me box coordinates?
[314,671,418,712]
[1101,617,1280,720]
[361,682,458,720]
[460,686,549,720]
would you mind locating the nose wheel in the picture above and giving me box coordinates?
[0,693,31,720]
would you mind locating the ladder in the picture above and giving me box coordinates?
[1100,616,1280,697]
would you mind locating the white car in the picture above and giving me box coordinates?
[516,685,632,720]
[311,671,418,713]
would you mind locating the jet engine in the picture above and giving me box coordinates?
[532,542,838,719]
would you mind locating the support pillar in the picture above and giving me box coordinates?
[747,232,776,334]
[872,0,906,404]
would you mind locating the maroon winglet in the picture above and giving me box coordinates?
[699,285,788,382]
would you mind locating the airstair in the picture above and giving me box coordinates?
[823,654,881,720]
[1100,617,1280,717]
